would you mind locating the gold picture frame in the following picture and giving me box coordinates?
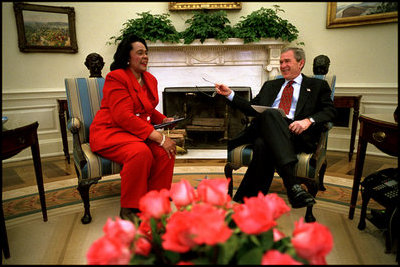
[169,2,242,11]
[326,2,398,28]
[13,2,78,53]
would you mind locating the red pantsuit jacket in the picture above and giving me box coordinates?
[90,68,166,152]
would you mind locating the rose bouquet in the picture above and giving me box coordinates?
[87,178,333,265]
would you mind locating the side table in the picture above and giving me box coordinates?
[333,95,362,161]
[348,114,398,220]
[57,99,70,163]
[1,121,48,259]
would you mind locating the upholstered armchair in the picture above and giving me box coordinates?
[65,78,122,224]
[224,74,336,222]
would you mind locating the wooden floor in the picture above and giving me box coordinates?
[2,150,398,192]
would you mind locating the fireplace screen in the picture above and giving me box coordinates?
[163,87,252,149]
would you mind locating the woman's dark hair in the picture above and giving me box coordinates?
[110,34,148,71]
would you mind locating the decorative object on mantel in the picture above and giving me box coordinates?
[169,2,242,11]
[84,53,105,78]
[13,2,78,53]
[109,6,300,46]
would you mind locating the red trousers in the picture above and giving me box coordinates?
[97,140,175,208]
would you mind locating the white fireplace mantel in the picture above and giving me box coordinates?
[146,38,287,113]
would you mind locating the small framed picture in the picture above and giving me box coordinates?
[13,2,78,53]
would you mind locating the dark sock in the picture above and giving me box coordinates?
[130,208,140,214]
[278,162,297,189]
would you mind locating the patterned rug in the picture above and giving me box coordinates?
[2,166,382,220]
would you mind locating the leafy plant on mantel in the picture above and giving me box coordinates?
[180,10,235,44]
[108,12,180,45]
[234,6,299,44]
[109,6,300,45]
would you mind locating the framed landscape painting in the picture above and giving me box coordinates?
[326,2,398,28]
[13,2,78,53]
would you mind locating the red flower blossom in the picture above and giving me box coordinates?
[232,192,278,234]
[292,218,333,265]
[261,250,303,265]
[196,178,232,207]
[162,203,232,252]
[139,189,171,219]
[170,179,196,208]
[86,235,132,265]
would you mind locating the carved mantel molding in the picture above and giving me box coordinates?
[147,38,287,80]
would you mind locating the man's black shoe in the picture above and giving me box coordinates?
[287,184,316,209]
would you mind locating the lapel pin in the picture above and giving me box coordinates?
[306,88,311,92]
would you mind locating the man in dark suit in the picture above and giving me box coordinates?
[215,47,336,208]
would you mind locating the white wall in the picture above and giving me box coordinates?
[2,2,398,161]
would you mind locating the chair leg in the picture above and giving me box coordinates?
[303,182,317,223]
[77,182,93,224]
[224,163,234,197]
[318,160,327,191]
[305,205,316,223]
[357,191,371,230]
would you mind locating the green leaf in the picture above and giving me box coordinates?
[237,247,264,265]
[217,234,240,264]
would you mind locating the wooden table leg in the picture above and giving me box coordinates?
[349,138,367,219]
[348,98,361,161]
[31,132,48,222]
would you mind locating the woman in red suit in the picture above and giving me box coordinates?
[89,34,176,221]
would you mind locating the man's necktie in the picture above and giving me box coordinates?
[279,80,294,115]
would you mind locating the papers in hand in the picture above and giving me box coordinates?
[251,105,286,117]
[154,117,186,129]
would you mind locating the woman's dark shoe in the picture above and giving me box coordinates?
[287,184,316,208]
[119,207,140,223]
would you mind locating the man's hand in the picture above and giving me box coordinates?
[289,118,312,135]
[215,83,232,96]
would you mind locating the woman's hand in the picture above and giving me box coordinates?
[149,130,176,159]
[161,135,177,159]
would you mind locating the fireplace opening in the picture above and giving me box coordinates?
[163,87,252,149]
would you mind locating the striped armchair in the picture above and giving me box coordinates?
[65,78,122,224]
[225,74,336,223]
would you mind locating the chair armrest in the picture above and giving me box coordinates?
[311,122,331,161]
[67,117,87,169]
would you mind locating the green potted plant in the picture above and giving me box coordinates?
[179,10,235,44]
[234,5,299,43]
[108,11,181,44]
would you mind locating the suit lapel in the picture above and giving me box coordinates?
[294,74,311,118]
[125,69,154,113]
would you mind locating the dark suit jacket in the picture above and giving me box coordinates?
[227,74,336,152]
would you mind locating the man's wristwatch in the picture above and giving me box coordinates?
[309,117,315,125]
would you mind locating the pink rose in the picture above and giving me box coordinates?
[261,250,303,265]
[133,233,152,256]
[86,236,131,265]
[188,203,232,246]
[162,210,197,253]
[170,179,196,208]
[291,218,333,265]
[162,203,232,252]
[197,178,231,207]
[103,217,136,245]
[232,192,277,234]
[263,193,291,220]
[273,228,286,242]
[139,189,171,219]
